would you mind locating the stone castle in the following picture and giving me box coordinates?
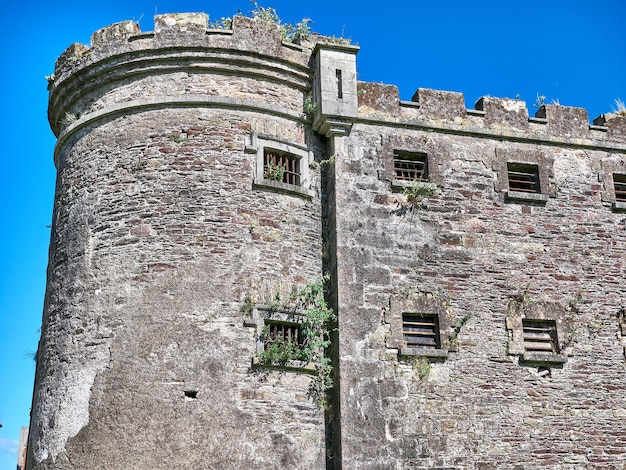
[29,11,626,469]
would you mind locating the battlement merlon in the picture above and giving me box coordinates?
[355,83,626,149]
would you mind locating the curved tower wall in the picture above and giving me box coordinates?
[32,14,328,469]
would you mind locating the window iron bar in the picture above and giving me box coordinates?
[614,177,626,202]
[507,163,540,193]
[264,150,300,186]
[402,313,439,349]
[393,152,428,181]
[522,320,558,353]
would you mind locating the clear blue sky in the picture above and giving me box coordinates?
[0,0,624,467]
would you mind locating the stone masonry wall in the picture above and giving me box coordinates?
[31,14,329,470]
[33,10,626,470]
[333,85,626,469]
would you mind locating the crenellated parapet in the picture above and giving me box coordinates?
[356,82,626,148]
[49,11,626,151]
[48,13,322,140]
[52,13,309,80]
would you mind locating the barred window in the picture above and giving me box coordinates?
[393,151,428,182]
[264,149,300,186]
[264,321,303,351]
[522,319,559,354]
[402,313,440,349]
[614,173,626,202]
[507,162,540,193]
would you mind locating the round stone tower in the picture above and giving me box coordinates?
[31,13,334,468]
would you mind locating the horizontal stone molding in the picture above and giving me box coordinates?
[49,47,312,136]
[53,95,307,167]
[350,113,626,153]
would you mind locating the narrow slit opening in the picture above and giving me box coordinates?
[336,69,343,99]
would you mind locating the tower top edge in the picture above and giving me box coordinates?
[51,13,358,79]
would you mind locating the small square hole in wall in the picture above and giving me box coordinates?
[393,151,428,182]
[614,173,626,202]
[507,162,540,193]
[264,149,300,186]
[402,313,441,349]
[522,319,559,354]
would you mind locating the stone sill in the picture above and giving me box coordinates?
[391,179,436,191]
[253,179,313,198]
[504,190,549,204]
[400,347,448,359]
[251,356,317,373]
[612,201,626,212]
[520,352,567,365]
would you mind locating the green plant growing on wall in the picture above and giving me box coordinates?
[249,1,280,24]
[281,17,312,41]
[264,161,286,182]
[304,93,317,115]
[403,181,435,205]
[447,313,471,349]
[564,290,587,346]
[411,356,431,381]
[324,35,354,46]
[240,296,254,314]
[249,1,311,41]
[208,15,233,29]
[168,131,188,143]
[512,284,532,311]
[269,291,281,312]
[207,2,348,44]
[256,275,336,408]
[320,155,335,167]
[533,93,546,108]
[62,112,77,125]
[260,325,304,363]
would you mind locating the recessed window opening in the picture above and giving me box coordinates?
[336,69,343,99]
[507,162,540,193]
[394,151,428,182]
[263,149,300,186]
[522,319,558,354]
[264,321,303,351]
[614,173,626,202]
[402,313,440,349]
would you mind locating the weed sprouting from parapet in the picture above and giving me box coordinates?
[613,98,626,116]
[533,93,546,108]
[248,1,311,41]
[208,16,233,29]
[208,2,352,44]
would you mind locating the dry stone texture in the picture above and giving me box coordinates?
[30,11,626,470]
